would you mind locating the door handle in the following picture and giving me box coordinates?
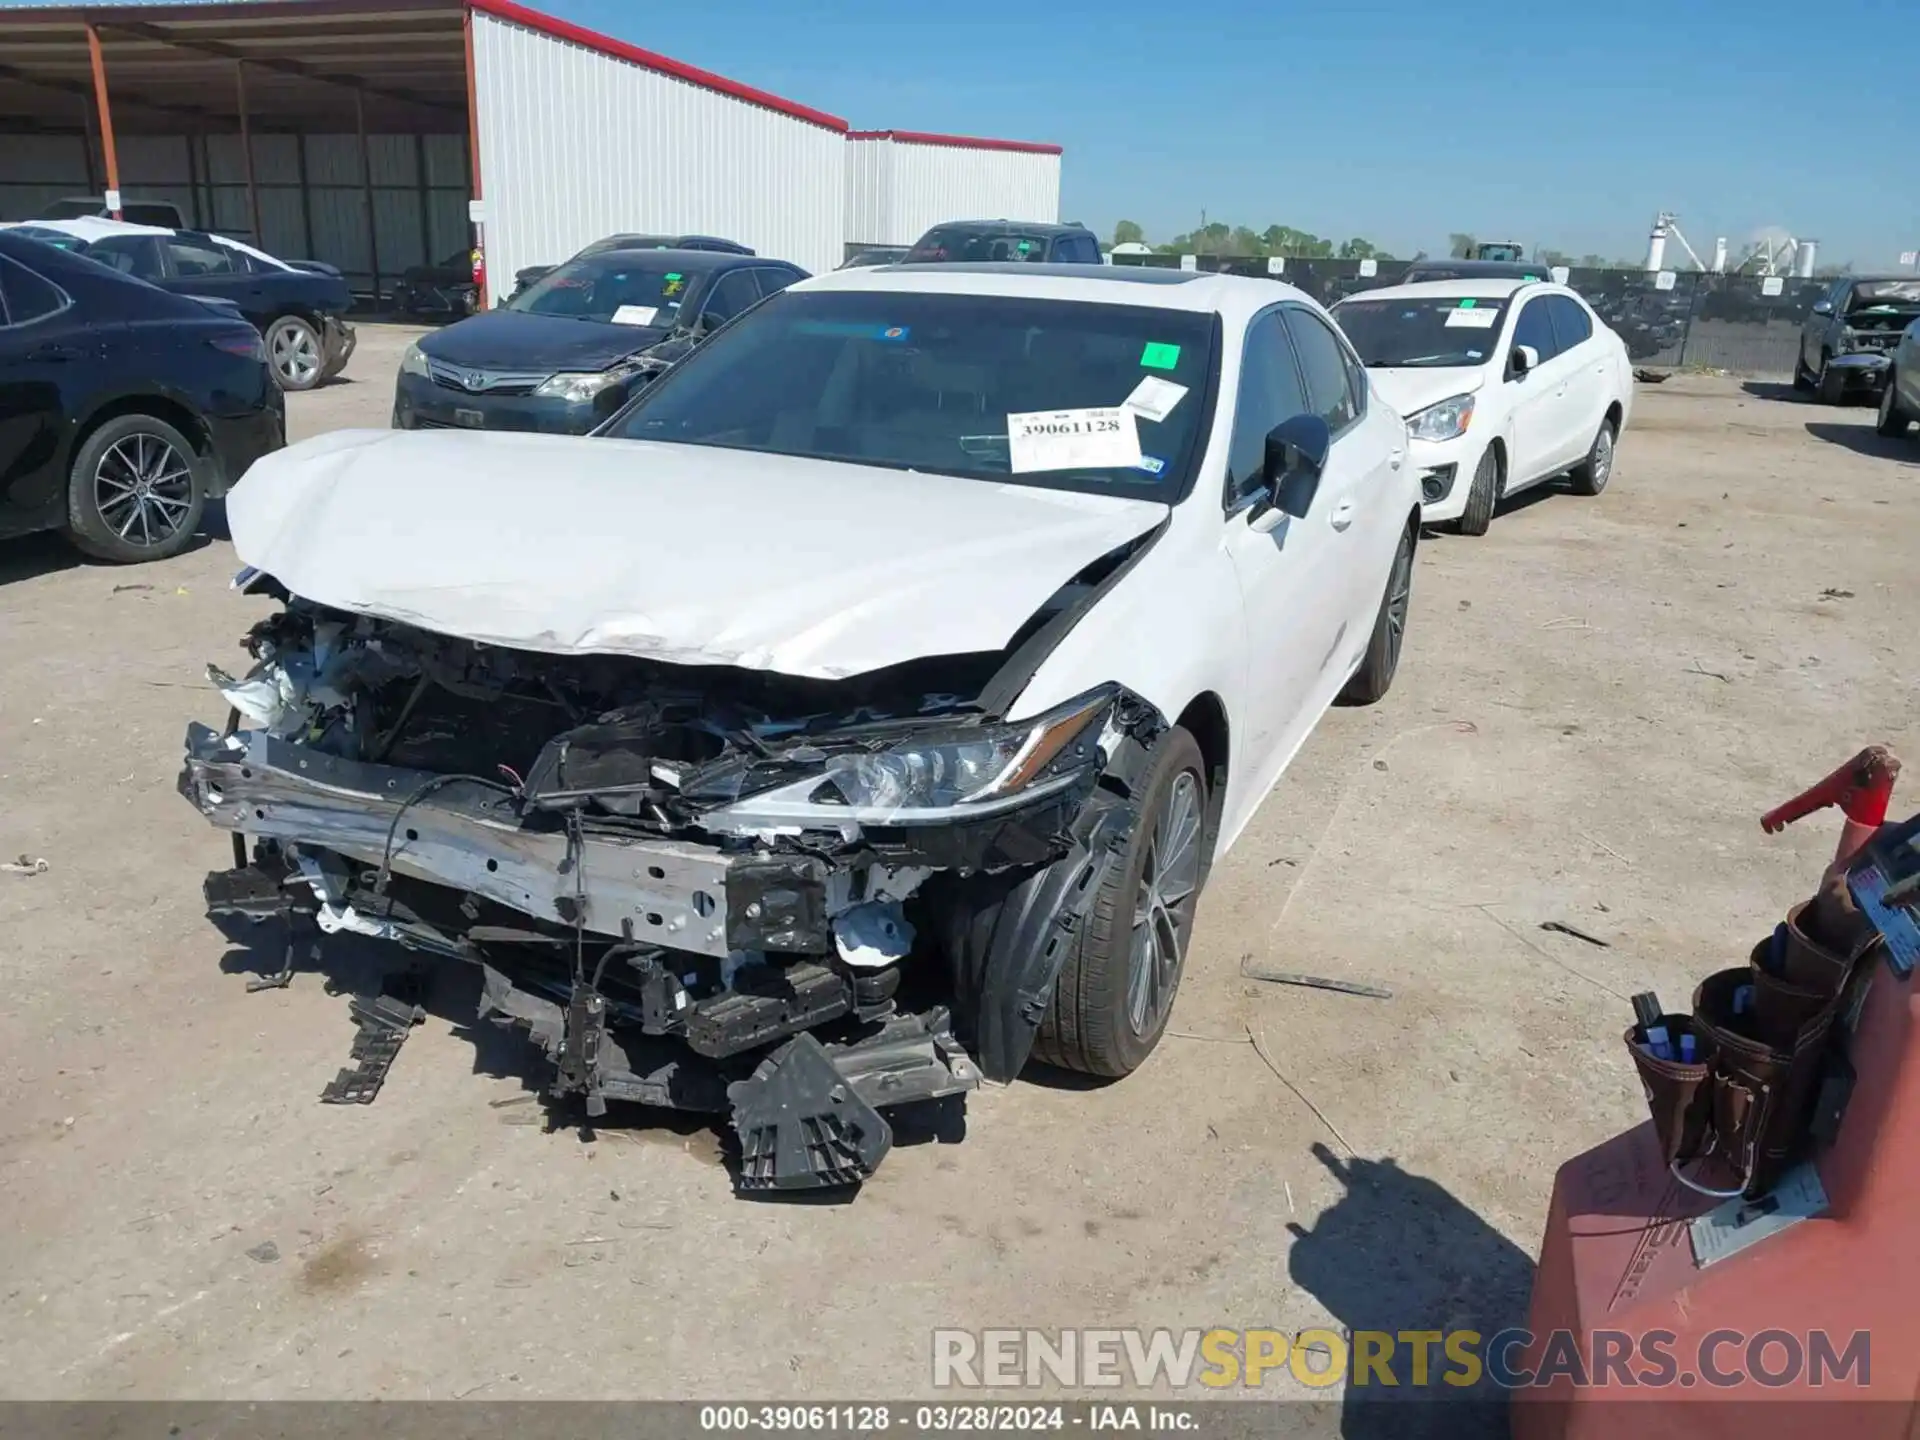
[1388,448,1405,470]
[29,342,80,362]
[1329,501,1356,532]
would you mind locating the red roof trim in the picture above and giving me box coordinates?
[467,0,848,133]
[848,128,1062,156]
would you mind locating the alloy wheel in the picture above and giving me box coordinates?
[1384,527,1414,674]
[1590,426,1614,487]
[1126,769,1204,1035]
[94,432,193,549]
[270,322,321,387]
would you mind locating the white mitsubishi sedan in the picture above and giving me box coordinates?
[1331,279,1632,535]
[184,263,1420,1190]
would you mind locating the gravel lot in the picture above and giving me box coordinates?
[2,326,1916,1408]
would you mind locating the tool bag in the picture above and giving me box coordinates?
[1628,896,1879,1199]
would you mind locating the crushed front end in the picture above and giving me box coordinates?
[179,583,1161,1192]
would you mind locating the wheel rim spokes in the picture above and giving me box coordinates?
[96,433,191,547]
[1126,770,1203,1036]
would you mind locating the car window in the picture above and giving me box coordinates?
[167,237,236,277]
[508,254,694,325]
[0,255,70,326]
[123,204,181,227]
[750,267,801,300]
[906,228,1055,263]
[1226,312,1311,503]
[701,270,761,327]
[1055,234,1098,263]
[1332,294,1511,369]
[86,235,165,281]
[1548,295,1593,351]
[1512,298,1560,362]
[1283,309,1360,431]
[604,289,1217,501]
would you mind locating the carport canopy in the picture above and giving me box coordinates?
[0,0,474,292]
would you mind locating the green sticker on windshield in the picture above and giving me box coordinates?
[1458,298,1476,308]
[1017,240,1032,254]
[665,271,682,281]
[1140,342,1181,370]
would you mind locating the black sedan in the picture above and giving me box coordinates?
[0,230,285,563]
[12,219,355,393]
[393,248,806,436]
[508,232,755,300]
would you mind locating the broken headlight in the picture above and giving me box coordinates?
[534,365,640,404]
[698,687,1118,831]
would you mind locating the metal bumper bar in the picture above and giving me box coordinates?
[180,723,737,956]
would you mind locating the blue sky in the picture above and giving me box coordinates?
[548,0,1913,267]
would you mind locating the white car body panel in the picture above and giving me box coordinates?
[231,264,1422,867]
[1332,278,1631,523]
[225,427,1169,681]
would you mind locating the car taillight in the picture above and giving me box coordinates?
[210,330,265,361]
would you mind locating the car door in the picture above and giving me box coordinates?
[81,234,168,286]
[1546,294,1607,454]
[1219,309,1361,805]
[1503,294,1567,485]
[1803,281,1844,371]
[1281,306,1403,643]
[157,234,259,316]
[0,253,90,538]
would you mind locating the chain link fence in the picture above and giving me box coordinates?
[1110,253,1828,378]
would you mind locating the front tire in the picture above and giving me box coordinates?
[1338,520,1415,706]
[1876,371,1911,437]
[1032,727,1208,1078]
[64,414,207,563]
[1456,448,1498,536]
[1792,355,1815,393]
[266,315,324,391]
[1816,354,1847,406]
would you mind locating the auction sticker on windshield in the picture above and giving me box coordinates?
[1007,407,1143,474]
[1445,308,1499,328]
[612,305,659,326]
[1123,375,1187,423]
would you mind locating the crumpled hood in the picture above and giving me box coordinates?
[224,430,1169,680]
[419,309,667,371]
[1365,366,1490,420]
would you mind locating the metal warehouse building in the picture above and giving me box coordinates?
[845,130,1062,252]
[0,0,1063,305]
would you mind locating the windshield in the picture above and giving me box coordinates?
[1850,281,1920,311]
[602,289,1216,498]
[506,255,697,325]
[907,229,1054,264]
[38,200,99,220]
[1333,296,1509,368]
[10,225,90,253]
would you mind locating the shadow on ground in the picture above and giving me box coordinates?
[1740,380,1805,403]
[1287,1142,1534,1439]
[1803,422,1920,463]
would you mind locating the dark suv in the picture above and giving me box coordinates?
[904,220,1103,265]
[1796,276,1920,404]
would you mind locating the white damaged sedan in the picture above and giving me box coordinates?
[182,263,1421,1191]
[1332,278,1631,535]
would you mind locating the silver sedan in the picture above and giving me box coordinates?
[1879,317,1920,440]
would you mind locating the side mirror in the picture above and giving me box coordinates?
[1510,344,1540,378]
[1252,414,1332,530]
[1810,299,1833,316]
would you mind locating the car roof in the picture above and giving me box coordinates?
[1405,259,1549,277]
[19,215,174,241]
[583,246,768,269]
[917,220,1091,236]
[1338,277,1546,303]
[794,261,1305,317]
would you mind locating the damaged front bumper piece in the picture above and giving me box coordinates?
[180,658,1161,1193]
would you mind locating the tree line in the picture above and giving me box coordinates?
[1108,221,1643,270]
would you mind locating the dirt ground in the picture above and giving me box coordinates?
[2,328,1916,1409]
